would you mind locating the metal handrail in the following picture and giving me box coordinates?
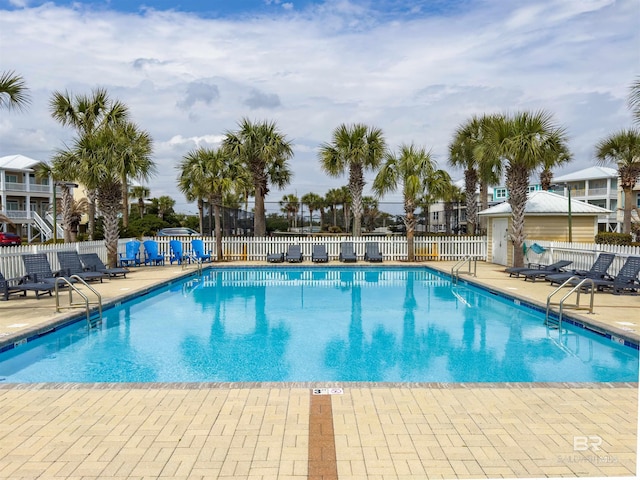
[545,276,595,328]
[54,275,103,328]
[451,255,477,284]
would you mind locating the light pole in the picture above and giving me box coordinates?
[566,184,573,243]
[52,181,78,243]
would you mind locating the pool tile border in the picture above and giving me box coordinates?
[0,381,637,390]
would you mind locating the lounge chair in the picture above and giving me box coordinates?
[22,253,77,286]
[0,270,55,301]
[364,242,383,262]
[143,240,165,266]
[79,253,128,278]
[57,251,106,282]
[521,260,575,282]
[311,245,329,263]
[191,239,212,263]
[169,240,189,265]
[285,245,303,263]
[568,256,640,295]
[267,252,284,263]
[505,260,573,278]
[119,240,142,267]
[545,253,616,286]
[339,242,357,263]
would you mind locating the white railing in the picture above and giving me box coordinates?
[524,240,640,277]
[45,213,64,237]
[151,235,487,263]
[0,236,487,279]
[32,211,53,241]
[0,239,130,280]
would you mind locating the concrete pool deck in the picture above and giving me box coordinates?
[0,260,637,479]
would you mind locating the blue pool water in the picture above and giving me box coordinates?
[0,267,637,383]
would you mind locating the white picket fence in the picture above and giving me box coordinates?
[523,240,640,277]
[0,236,487,280]
[3,236,636,282]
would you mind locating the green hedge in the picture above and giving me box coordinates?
[594,232,633,245]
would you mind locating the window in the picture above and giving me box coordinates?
[432,212,439,221]
[494,188,507,199]
[5,174,18,183]
[637,193,640,209]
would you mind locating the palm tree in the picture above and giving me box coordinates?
[223,118,293,237]
[33,161,75,243]
[325,188,342,228]
[112,123,155,228]
[319,123,386,236]
[420,169,453,234]
[156,196,175,221]
[487,111,569,267]
[539,141,572,191]
[361,196,380,232]
[442,184,465,234]
[279,194,300,230]
[178,147,247,261]
[0,71,30,111]
[595,129,640,234]
[69,197,89,241]
[301,192,323,231]
[130,185,151,219]
[373,144,438,261]
[337,186,352,233]
[629,76,640,125]
[49,88,129,239]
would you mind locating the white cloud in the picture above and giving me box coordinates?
[0,0,637,214]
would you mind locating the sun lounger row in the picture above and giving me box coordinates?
[504,253,640,295]
[267,242,384,263]
[1,251,129,301]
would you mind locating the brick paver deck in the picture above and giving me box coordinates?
[0,261,637,479]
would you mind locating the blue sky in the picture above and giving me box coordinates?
[1,0,469,17]
[1,0,637,214]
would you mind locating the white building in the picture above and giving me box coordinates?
[552,166,619,232]
[0,154,57,242]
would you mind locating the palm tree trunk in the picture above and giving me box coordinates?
[623,188,634,233]
[465,170,478,235]
[98,181,122,267]
[138,197,145,218]
[61,186,73,243]
[404,207,416,262]
[213,195,223,261]
[506,165,529,267]
[197,198,204,235]
[254,186,266,237]
[122,178,129,228]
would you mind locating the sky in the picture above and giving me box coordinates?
[1,0,638,216]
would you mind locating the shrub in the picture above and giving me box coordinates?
[594,232,632,245]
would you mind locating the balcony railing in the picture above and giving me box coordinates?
[4,181,27,192]
[2,182,51,193]
[0,209,30,220]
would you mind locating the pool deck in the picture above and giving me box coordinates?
[0,260,638,479]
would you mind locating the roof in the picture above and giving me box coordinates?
[478,190,612,216]
[554,166,618,182]
[0,154,46,172]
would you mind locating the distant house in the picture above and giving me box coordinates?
[552,166,619,232]
[478,190,611,266]
[0,154,54,242]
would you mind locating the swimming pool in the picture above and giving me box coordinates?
[0,267,637,383]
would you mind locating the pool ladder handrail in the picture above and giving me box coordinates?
[54,275,103,329]
[545,276,595,328]
[451,255,477,284]
[183,253,203,275]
